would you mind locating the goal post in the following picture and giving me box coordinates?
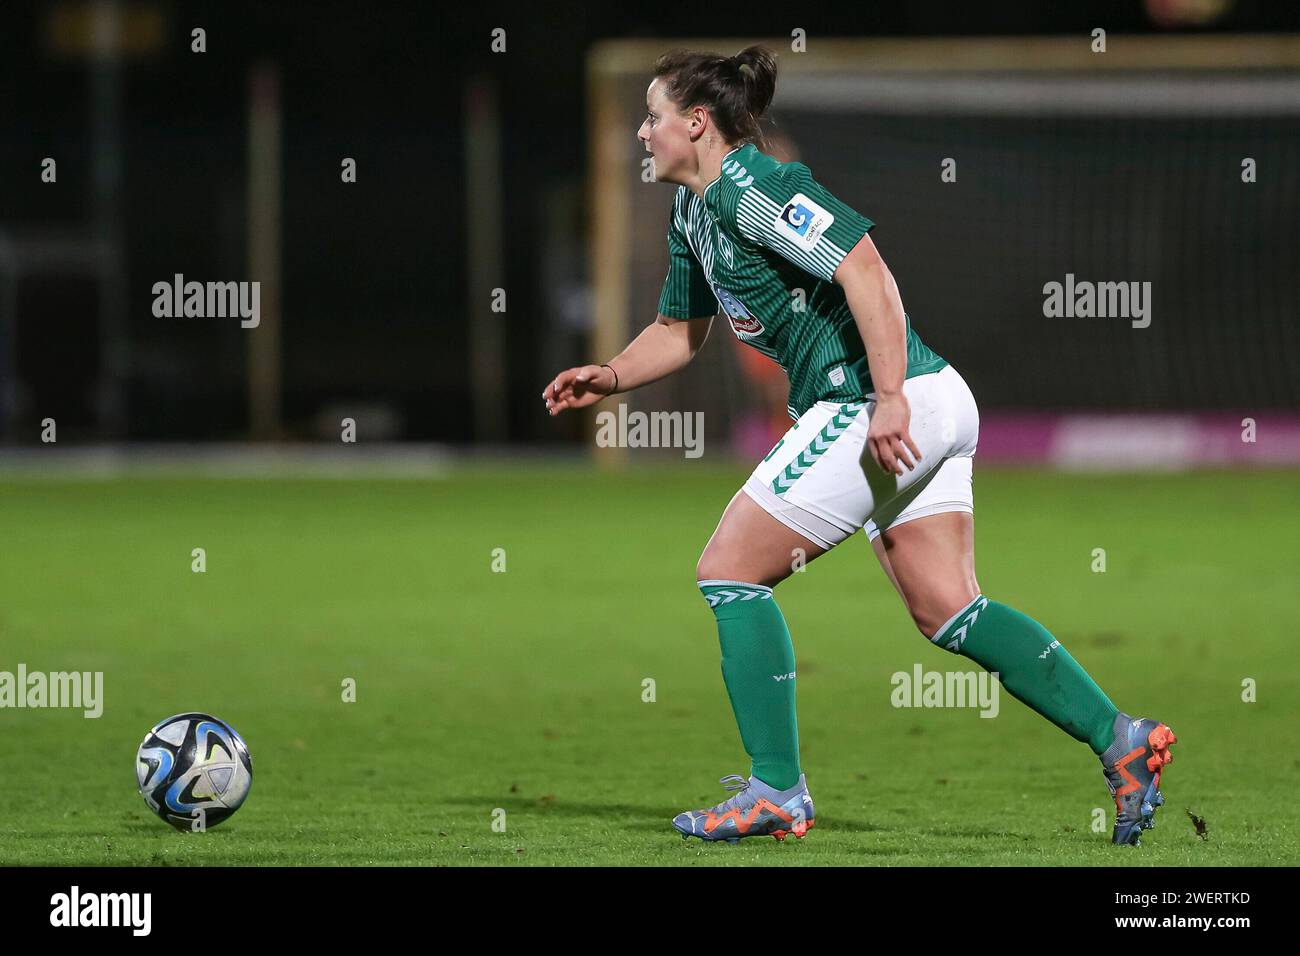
[586,34,1300,467]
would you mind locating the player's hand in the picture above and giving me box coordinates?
[542,364,616,416]
[867,392,922,476]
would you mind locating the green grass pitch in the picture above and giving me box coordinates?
[1,466,1296,866]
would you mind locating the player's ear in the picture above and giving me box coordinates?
[688,106,709,141]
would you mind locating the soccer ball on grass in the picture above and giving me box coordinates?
[135,712,252,831]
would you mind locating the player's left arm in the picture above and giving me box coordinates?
[834,233,920,477]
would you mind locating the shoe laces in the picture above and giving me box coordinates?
[706,774,752,813]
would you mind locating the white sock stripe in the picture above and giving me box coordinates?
[705,590,773,607]
[931,593,987,646]
[698,579,774,594]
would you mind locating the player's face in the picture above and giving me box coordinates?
[637,80,696,184]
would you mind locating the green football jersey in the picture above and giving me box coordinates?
[656,142,947,419]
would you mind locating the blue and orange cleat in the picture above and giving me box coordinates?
[672,773,815,843]
[1100,712,1177,846]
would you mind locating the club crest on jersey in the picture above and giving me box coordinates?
[716,232,735,267]
[713,285,764,338]
[776,193,834,252]
[728,314,764,336]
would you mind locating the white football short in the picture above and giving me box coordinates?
[741,364,980,550]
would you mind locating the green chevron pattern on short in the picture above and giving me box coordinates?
[770,401,866,496]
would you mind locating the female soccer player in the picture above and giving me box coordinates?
[543,46,1176,846]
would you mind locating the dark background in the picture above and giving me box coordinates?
[2,0,1297,444]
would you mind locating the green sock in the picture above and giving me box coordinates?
[699,580,801,791]
[934,595,1119,755]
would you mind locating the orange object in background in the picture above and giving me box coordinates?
[729,349,792,458]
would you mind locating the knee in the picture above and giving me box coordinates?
[696,540,796,590]
[910,593,979,641]
[695,551,730,586]
[911,609,946,641]
[696,548,769,589]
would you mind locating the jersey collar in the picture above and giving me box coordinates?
[703,144,746,208]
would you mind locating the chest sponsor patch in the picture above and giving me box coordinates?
[775,193,834,252]
[713,285,764,337]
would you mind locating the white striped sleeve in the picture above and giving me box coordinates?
[735,164,874,283]
[657,201,719,319]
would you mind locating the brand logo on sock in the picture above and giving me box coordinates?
[1038,640,1061,660]
[772,671,796,682]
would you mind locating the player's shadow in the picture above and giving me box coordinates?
[442,794,667,825]
[921,824,1034,841]
[809,816,892,835]
[120,819,178,833]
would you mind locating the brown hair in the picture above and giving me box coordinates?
[652,45,778,150]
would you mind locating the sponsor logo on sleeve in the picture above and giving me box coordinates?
[775,193,834,251]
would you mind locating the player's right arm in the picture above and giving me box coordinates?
[544,199,717,416]
[543,312,713,416]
